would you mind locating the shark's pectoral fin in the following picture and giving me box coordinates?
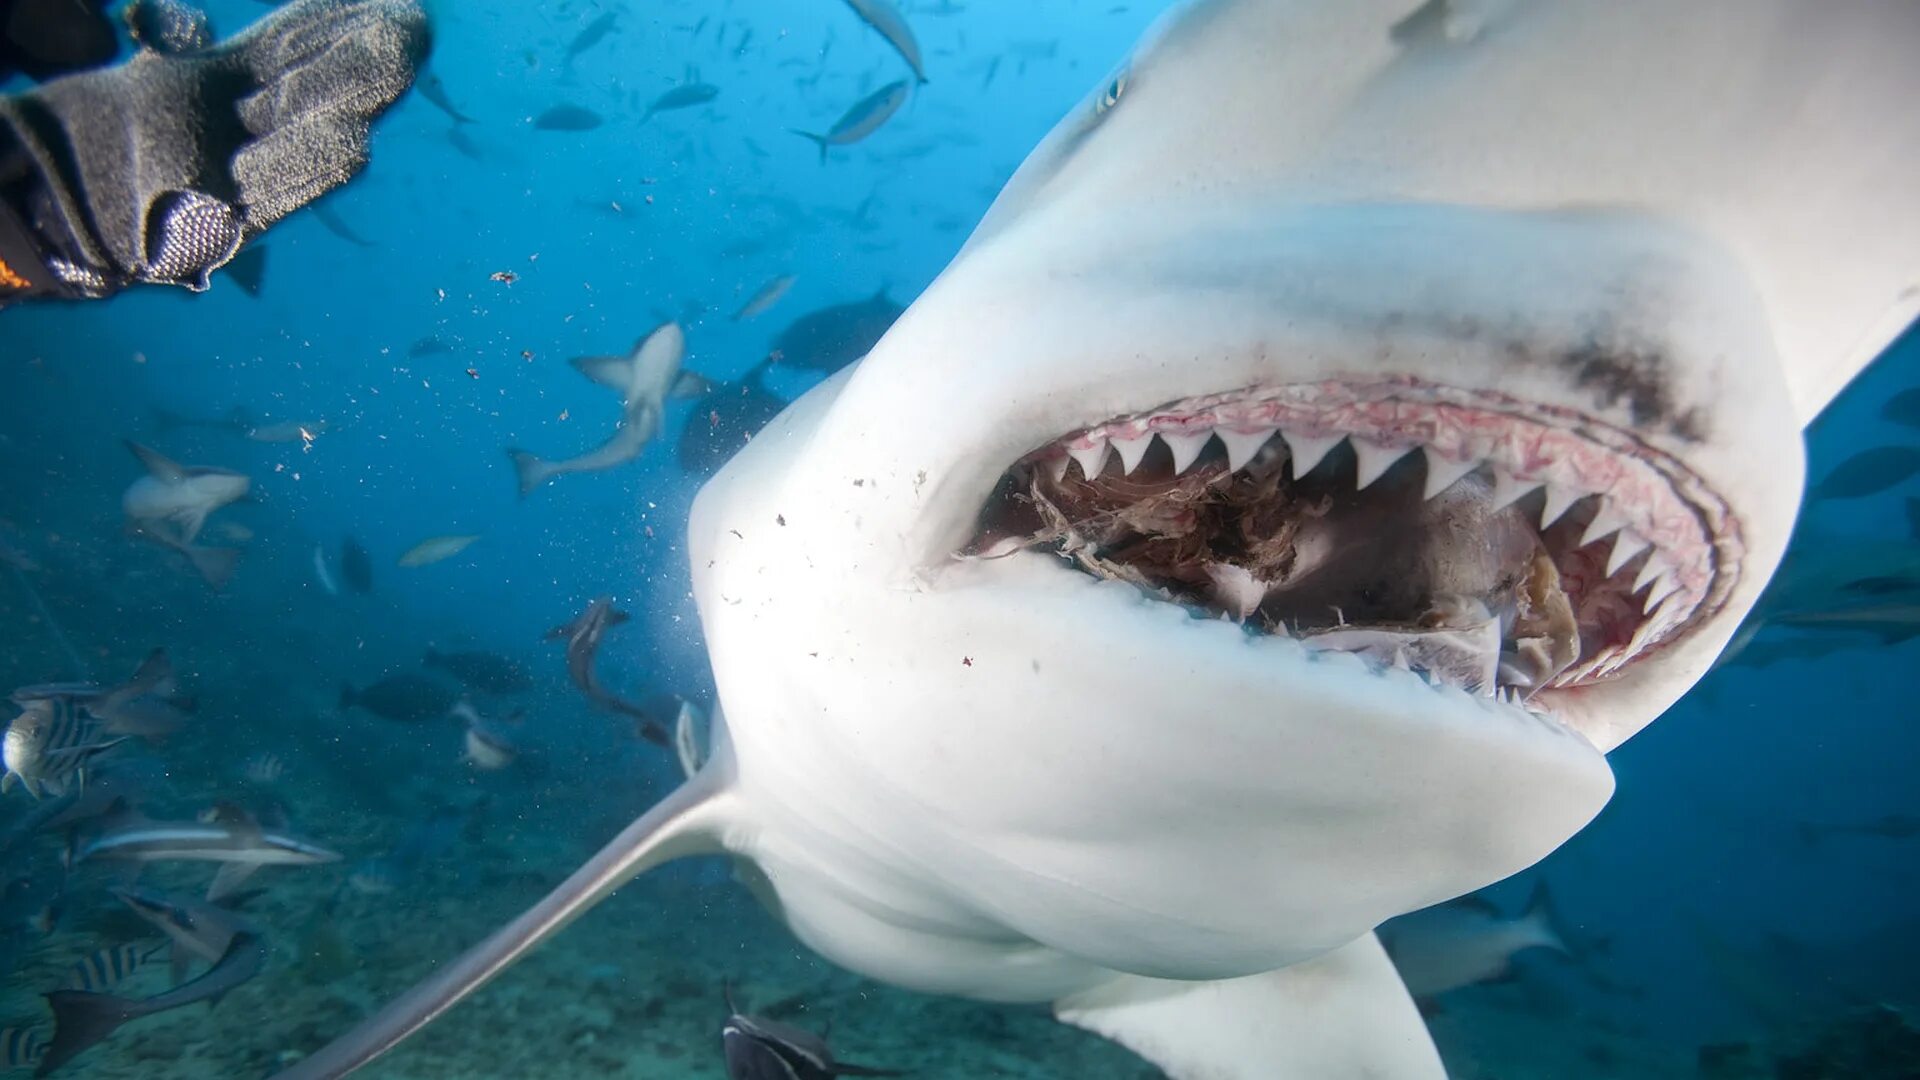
[173,505,212,546]
[206,862,259,903]
[670,370,714,399]
[1055,934,1443,1080]
[567,354,630,391]
[272,761,739,1080]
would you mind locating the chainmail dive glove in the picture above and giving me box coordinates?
[0,0,426,301]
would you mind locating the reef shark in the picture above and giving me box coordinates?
[279,1,1920,1077]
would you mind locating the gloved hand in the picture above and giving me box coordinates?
[0,0,427,300]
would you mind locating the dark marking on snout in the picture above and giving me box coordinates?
[1563,343,1705,442]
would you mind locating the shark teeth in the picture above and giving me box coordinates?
[1349,437,1412,489]
[1281,430,1344,477]
[1420,448,1480,499]
[1538,483,1583,529]
[1159,430,1214,474]
[1217,428,1276,472]
[1488,469,1544,511]
[1605,530,1651,577]
[1018,379,1733,695]
[1110,431,1155,475]
[1067,438,1111,480]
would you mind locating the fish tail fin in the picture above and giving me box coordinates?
[182,544,240,590]
[1521,880,1571,956]
[787,129,829,163]
[38,989,140,1075]
[506,449,553,498]
[338,683,358,711]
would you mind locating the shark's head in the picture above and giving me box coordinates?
[691,0,1919,992]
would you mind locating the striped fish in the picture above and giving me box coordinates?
[65,942,165,992]
[1,697,122,799]
[1,1026,46,1068]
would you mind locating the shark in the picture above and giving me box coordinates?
[507,322,709,496]
[277,1,1920,1077]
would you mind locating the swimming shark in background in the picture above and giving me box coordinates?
[277,1,1920,1077]
[119,442,250,588]
[507,322,710,496]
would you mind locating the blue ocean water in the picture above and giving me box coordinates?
[1,1,1916,1077]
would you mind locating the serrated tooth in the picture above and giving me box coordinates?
[1158,429,1213,474]
[1046,454,1070,484]
[1538,484,1583,528]
[1421,448,1480,499]
[1067,438,1111,480]
[1642,575,1681,613]
[1488,468,1544,511]
[1217,428,1277,472]
[1605,530,1651,577]
[1111,432,1153,475]
[1626,610,1671,655]
[1579,500,1632,547]
[1351,438,1412,489]
[1632,553,1673,594]
[1281,430,1344,478]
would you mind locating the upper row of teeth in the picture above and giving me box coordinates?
[1040,421,1701,622]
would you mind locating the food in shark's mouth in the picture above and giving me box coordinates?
[967,379,1742,705]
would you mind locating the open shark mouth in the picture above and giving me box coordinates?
[966,378,1742,710]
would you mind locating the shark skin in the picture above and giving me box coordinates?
[276,2,1920,1078]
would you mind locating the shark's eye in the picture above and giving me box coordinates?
[1096,70,1129,114]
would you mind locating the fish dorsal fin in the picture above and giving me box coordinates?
[963,0,1920,425]
[204,802,261,838]
[124,441,187,482]
[207,862,261,903]
[102,648,172,709]
[1055,934,1444,1079]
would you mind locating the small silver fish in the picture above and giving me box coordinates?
[733,275,798,321]
[791,82,911,162]
[842,0,927,83]
[397,535,480,567]
[245,418,327,443]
